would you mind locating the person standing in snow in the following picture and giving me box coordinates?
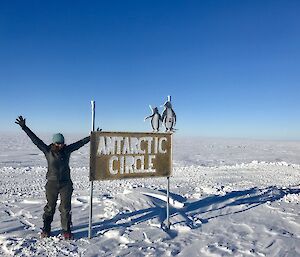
[15,116,90,240]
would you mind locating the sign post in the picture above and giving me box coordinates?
[166,95,172,230]
[88,100,95,239]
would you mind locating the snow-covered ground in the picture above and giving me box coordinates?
[0,133,300,256]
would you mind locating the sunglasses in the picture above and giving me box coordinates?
[54,142,65,146]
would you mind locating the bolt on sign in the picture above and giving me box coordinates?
[90,131,172,181]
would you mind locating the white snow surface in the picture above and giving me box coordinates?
[0,133,300,256]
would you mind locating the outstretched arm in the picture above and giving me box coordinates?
[144,115,153,121]
[15,116,48,153]
[66,128,102,153]
[172,110,177,126]
[66,136,90,153]
[161,110,167,123]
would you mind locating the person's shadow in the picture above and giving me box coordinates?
[68,185,300,239]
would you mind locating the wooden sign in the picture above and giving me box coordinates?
[90,131,172,181]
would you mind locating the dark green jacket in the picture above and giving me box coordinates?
[22,126,90,182]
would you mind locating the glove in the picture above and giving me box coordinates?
[15,116,26,128]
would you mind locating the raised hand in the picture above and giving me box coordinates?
[15,116,26,128]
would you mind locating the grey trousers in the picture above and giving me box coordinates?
[43,180,73,233]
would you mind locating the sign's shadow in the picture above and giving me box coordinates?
[71,185,300,239]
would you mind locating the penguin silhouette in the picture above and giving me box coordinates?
[144,106,162,132]
[161,101,176,132]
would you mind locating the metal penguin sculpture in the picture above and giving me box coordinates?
[144,105,162,132]
[161,100,176,132]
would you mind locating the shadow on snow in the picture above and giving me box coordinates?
[66,185,300,239]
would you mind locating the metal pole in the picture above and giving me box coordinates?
[167,176,170,230]
[166,95,171,230]
[89,100,95,239]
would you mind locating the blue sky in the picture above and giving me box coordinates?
[1,0,300,139]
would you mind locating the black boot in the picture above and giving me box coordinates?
[41,230,50,238]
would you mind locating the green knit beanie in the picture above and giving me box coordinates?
[52,133,65,144]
